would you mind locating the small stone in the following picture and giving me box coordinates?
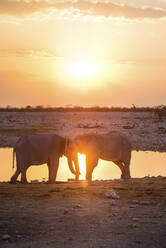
[129,205,136,208]
[34,221,39,225]
[63,209,69,215]
[140,201,151,206]
[105,190,119,199]
[131,200,139,204]
[132,218,139,221]
[135,240,141,244]
[49,227,54,231]
[50,240,56,243]
[63,208,74,214]
[58,219,63,223]
[109,200,117,206]
[128,223,138,228]
[31,179,39,184]
[16,235,22,239]
[2,234,11,240]
[112,213,118,217]
[74,204,83,209]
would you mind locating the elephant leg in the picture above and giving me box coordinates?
[19,155,28,184]
[86,155,98,182]
[114,161,125,179]
[123,164,131,179]
[21,168,28,184]
[10,153,21,183]
[114,160,131,179]
[123,154,131,179]
[10,168,21,184]
[86,168,93,182]
[48,157,59,184]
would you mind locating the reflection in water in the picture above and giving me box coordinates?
[78,153,86,174]
[0,148,166,182]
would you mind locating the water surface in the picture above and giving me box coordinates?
[0,148,165,182]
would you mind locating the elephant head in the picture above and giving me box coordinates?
[66,134,98,181]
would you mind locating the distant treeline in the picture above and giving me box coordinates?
[0,105,166,112]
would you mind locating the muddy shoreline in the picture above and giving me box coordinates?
[0,111,166,152]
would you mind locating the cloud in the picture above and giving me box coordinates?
[0,49,57,58]
[74,1,166,19]
[0,0,166,20]
[1,49,166,67]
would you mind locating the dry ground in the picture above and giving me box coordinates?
[1,111,166,151]
[0,177,166,248]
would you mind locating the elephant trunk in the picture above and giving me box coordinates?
[72,154,81,177]
[67,156,76,175]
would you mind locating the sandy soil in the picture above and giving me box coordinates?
[0,177,166,248]
[0,111,166,151]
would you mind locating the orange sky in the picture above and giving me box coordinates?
[0,0,166,107]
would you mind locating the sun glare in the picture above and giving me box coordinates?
[78,153,86,174]
[67,60,97,79]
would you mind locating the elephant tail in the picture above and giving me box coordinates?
[13,148,15,169]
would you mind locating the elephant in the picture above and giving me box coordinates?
[68,131,132,181]
[10,133,79,184]
[154,108,166,121]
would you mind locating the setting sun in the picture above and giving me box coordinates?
[78,153,86,174]
[67,60,97,79]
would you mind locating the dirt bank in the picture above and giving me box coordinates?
[0,177,166,248]
[0,111,166,152]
